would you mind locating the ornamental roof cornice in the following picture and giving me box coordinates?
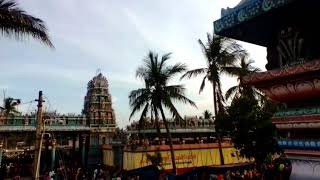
[243,60,320,85]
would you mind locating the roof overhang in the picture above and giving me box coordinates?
[213,0,316,46]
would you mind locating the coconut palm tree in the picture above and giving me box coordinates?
[0,97,21,116]
[225,55,262,101]
[0,97,21,148]
[129,51,196,174]
[203,110,212,119]
[0,0,53,47]
[181,33,244,165]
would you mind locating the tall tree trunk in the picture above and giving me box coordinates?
[153,105,162,143]
[212,82,218,116]
[159,106,176,174]
[212,82,225,165]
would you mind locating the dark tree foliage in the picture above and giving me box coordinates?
[224,55,262,101]
[203,110,212,119]
[181,33,245,115]
[181,33,245,165]
[0,97,21,116]
[146,151,163,170]
[216,95,281,171]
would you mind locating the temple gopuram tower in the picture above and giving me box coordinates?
[215,0,320,178]
[83,73,116,166]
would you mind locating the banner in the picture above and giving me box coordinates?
[121,147,249,170]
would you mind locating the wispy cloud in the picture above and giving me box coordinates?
[0,0,266,128]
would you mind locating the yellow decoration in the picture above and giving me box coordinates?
[103,149,113,166]
[279,164,285,172]
[103,146,251,171]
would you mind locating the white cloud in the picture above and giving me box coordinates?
[1,0,268,128]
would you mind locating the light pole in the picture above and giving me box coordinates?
[33,91,45,179]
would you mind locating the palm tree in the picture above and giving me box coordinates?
[0,0,53,47]
[129,51,196,174]
[0,97,21,148]
[181,33,244,165]
[225,55,261,100]
[0,97,21,116]
[203,110,212,119]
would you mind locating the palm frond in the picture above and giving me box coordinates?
[0,0,53,47]
[138,103,149,131]
[217,51,237,66]
[161,96,183,121]
[159,52,172,70]
[225,86,240,100]
[164,63,187,79]
[2,97,20,116]
[129,100,148,120]
[136,66,148,80]
[128,88,150,105]
[9,108,20,115]
[180,68,206,80]
[222,55,261,81]
[129,89,151,120]
[165,85,197,108]
[221,66,241,77]
[198,38,211,63]
[199,76,207,93]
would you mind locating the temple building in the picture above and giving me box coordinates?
[0,72,117,176]
[83,72,116,167]
[0,113,90,176]
[214,0,320,178]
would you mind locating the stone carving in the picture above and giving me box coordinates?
[277,27,305,68]
[265,26,306,70]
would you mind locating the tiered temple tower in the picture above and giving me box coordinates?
[83,73,116,166]
[214,0,320,178]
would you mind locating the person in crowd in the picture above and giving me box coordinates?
[76,167,89,180]
[93,164,105,180]
[224,170,231,180]
[217,174,224,180]
[12,175,20,180]
[43,169,51,180]
[49,169,55,180]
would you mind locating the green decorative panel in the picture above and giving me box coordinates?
[274,107,320,117]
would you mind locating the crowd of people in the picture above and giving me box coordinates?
[207,158,291,180]
[40,163,109,180]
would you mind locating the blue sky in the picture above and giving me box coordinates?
[0,0,267,128]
